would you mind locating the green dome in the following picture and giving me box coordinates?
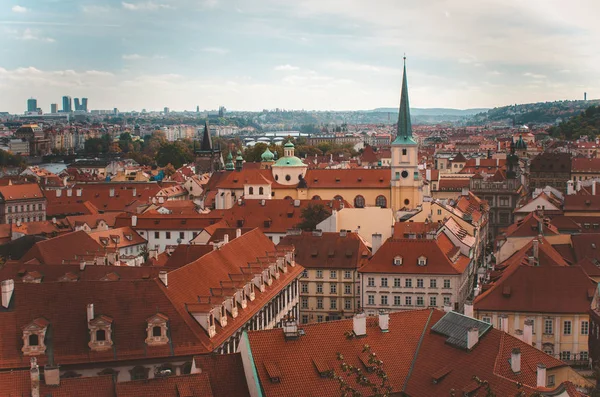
[274,156,306,167]
[225,152,234,170]
[284,141,295,148]
[261,147,275,161]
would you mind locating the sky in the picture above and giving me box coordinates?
[0,0,599,113]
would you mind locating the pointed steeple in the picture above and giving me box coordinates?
[200,120,213,151]
[393,56,416,145]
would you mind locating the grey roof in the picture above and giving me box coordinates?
[430,311,492,350]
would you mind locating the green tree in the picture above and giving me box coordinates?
[156,143,193,169]
[296,204,330,230]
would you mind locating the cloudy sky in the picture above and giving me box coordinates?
[0,0,599,113]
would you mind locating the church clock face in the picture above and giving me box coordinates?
[401,170,409,179]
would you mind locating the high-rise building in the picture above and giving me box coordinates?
[27,98,37,112]
[82,98,88,112]
[74,98,81,111]
[196,105,200,113]
[164,107,169,114]
[62,96,72,113]
[50,104,58,114]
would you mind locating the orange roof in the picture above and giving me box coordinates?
[19,230,105,265]
[116,373,214,397]
[89,227,146,249]
[504,212,559,238]
[0,183,44,201]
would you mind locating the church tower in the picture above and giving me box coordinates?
[390,57,422,211]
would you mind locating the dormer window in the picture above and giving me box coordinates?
[394,256,403,266]
[22,317,49,356]
[145,313,169,346]
[418,256,427,266]
[88,315,114,351]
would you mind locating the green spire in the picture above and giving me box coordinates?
[225,151,234,171]
[393,56,416,146]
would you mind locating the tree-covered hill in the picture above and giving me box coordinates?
[548,105,600,139]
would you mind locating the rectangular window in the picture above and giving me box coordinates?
[547,375,555,387]
[402,148,407,155]
[395,172,400,179]
[394,296,401,306]
[301,315,308,324]
[416,296,424,306]
[482,316,492,324]
[301,297,308,309]
[316,283,323,294]
[582,321,589,335]
[429,296,437,307]
[417,279,424,288]
[166,232,171,239]
[394,278,401,288]
[301,270,308,278]
[179,232,185,240]
[560,351,571,361]
[345,299,351,310]
[344,284,351,294]
[316,270,323,279]
[330,299,337,310]
[381,278,388,287]
[437,209,442,215]
[563,321,572,335]
[317,315,323,323]
[367,277,375,287]
[344,271,351,279]
[443,296,450,306]
[430,279,437,288]
[368,295,374,305]
[330,270,337,279]
[405,296,412,306]
[544,319,553,335]
[405,279,412,288]
[444,279,451,289]
[330,284,337,294]
[581,351,589,361]
[381,295,388,305]
[154,232,160,239]
[301,283,308,293]
[317,298,323,309]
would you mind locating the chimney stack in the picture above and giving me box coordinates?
[467,327,479,350]
[159,271,168,287]
[56,189,62,197]
[371,233,383,255]
[131,215,138,227]
[223,234,229,244]
[132,188,137,197]
[443,302,452,312]
[511,348,521,373]
[523,319,533,345]
[44,365,60,386]
[109,188,115,197]
[536,363,546,388]
[567,180,574,195]
[79,261,86,271]
[1,279,15,308]
[532,239,539,264]
[86,303,94,323]
[463,301,473,318]
[236,228,242,238]
[30,358,40,397]
[378,311,389,332]
[353,312,367,337]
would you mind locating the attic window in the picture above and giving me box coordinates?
[146,313,169,346]
[237,219,244,227]
[357,177,362,182]
[264,362,282,384]
[88,315,114,352]
[328,249,335,257]
[502,286,511,297]
[417,256,427,266]
[22,317,49,356]
[394,256,403,266]
[335,178,341,183]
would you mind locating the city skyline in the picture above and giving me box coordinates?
[1,0,599,113]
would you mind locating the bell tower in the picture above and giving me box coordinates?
[391,57,422,211]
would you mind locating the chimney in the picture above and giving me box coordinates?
[536,363,546,388]
[500,315,509,332]
[340,229,347,237]
[443,302,452,312]
[236,228,242,238]
[371,233,382,254]
[109,188,115,197]
[86,303,94,323]
[353,312,367,337]
[426,168,432,181]
[131,215,137,227]
[79,261,86,271]
[463,301,473,318]
[511,348,521,373]
[532,239,539,264]
[1,279,15,308]
[132,188,137,197]
[378,311,389,332]
[52,217,57,224]
[312,229,323,237]
[30,358,40,397]
[158,196,165,204]
[467,327,479,350]
[16,219,21,227]
[56,189,62,197]
[44,365,60,386]
[475,158,480,166]
[461,187,469,196]
[523,319,533,345]
[67,189,72,197]
[223,234,229,244]
[577,180,582,192]
[159,271,168,287]
[567,180,574,195]
[261,199,266,206]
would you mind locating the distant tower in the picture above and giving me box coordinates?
[74,98,81,111]
[390,56,422,211]
[585,92,587,101]
[62,96,72,112]
[50,104,58,114]
[82,98,88,112]
[194,120,223,173]
[164,107,169,114]
[27,98,37,112]
[196,105,200,113]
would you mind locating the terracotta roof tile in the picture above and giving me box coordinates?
[19,230,105,265]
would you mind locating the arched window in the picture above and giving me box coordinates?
[259,187,264,195]
[130,366,148,380]
[96,330,106,341]
[354,195,365,208]
[376,195,387,208]
[285,175,291,181]
[248,187,254,195]
[334,195,343,201]
[312,195,321,200]
[28,334,39,346]
[283,196,293,200]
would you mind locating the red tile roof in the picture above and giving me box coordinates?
[0,183,44,201]
[278,231,370,269]
[116,373,214,397]
[438,178,470,191]
[163,244,214,268]
[19,230,105,265]
[563,195,600,212]
[89,227,146,249]
[192,354,251,397]
[303,169,391,188]
[115,213,223,231]
[393,221,440,238]
[504,212,559,238]
[572,157,600,172]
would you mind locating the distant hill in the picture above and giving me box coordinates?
[548,105,600,139]
[372,107,488,116]
[470,99,600,125]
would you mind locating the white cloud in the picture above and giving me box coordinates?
[523,72,546,79]
[274,64,300,71]
[325,61,400,75]
[122,1,173,11]
[200,47,229,54]
[12,5,28,13]
[122,54,143,60]
[81,5,112,13]
[6,27,55,42]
